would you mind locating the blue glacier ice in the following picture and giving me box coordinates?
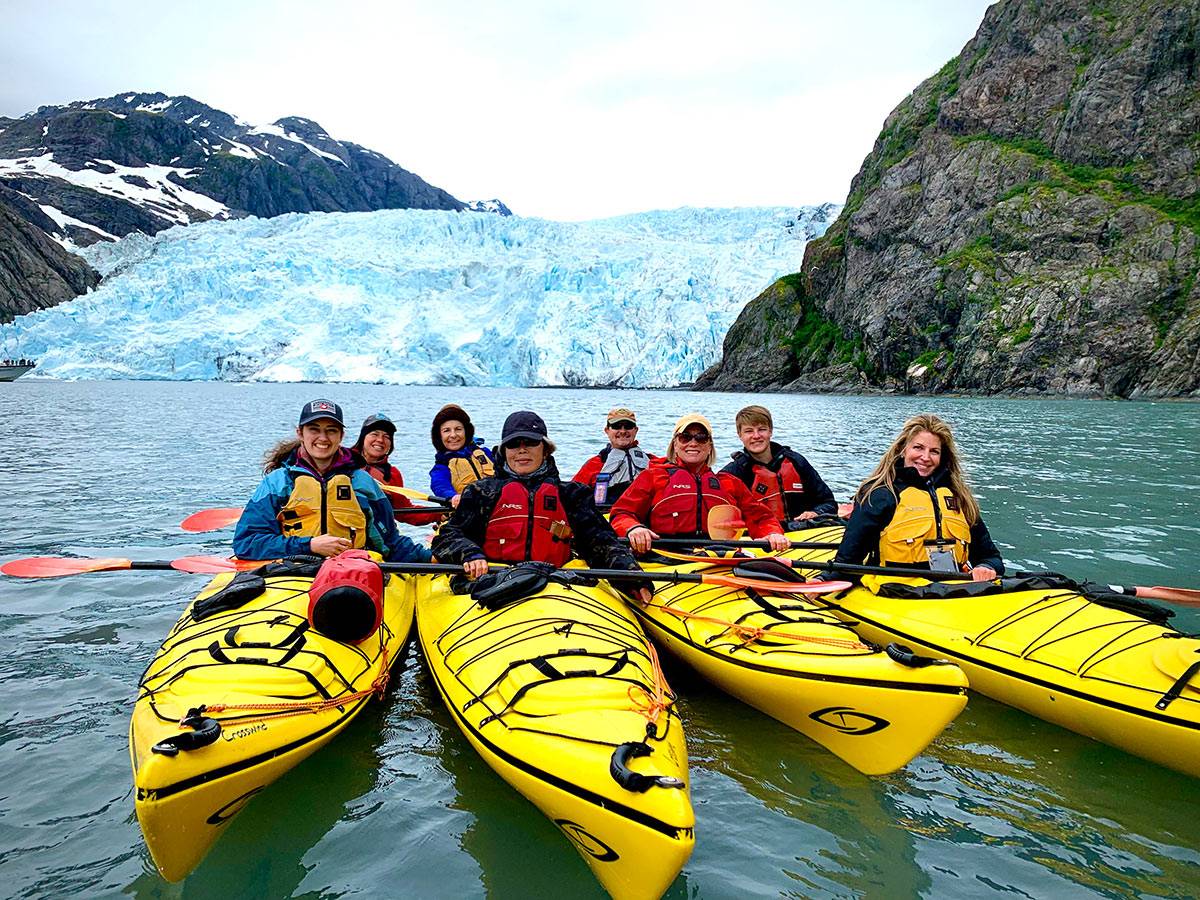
[3,204,836,386]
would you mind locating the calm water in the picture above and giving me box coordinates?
[1,381,1197,899]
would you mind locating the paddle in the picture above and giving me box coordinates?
[379,484,452,506]
[180,503,448,533]
[371,561,849,595]
[639,537,841,551]
[770,558,1200,608]
[0,555,262,578]
[1105,584,1200,607]
[707,504,744,540]
[181,508,242,532]
[1,554,846,593]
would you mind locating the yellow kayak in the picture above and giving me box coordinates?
[130,562,415,881]
[779,530,1200,779]
[416,569,694,900]
[634,541,969,776]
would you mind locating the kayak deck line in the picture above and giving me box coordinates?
[813,596,1200,731]
[422,636,692,841]
[629,603,969,696]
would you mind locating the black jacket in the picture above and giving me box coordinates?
[833,465,1004,575]
[431,457,640,572]
[721,443,838,520]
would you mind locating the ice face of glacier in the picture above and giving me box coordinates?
[3,205,835,386]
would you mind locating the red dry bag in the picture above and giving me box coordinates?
[307,549,383,644]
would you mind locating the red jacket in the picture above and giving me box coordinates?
[363,462,444,527]
[609,464,783,539]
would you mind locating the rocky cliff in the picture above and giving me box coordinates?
[698,0,1200,398]
[0,185,99,322]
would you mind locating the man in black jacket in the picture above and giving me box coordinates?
[721,405,838,528]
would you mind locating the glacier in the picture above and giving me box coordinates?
[2,204,835,387]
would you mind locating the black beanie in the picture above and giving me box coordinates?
[431,404,476,452]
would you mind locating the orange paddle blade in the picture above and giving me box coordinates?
[1,556,134,578]
[707,504,745,540]
[181,507,243,532]
[1134,585,1200,607]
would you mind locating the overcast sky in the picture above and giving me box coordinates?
[2,0,996,220]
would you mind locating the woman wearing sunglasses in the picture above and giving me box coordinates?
[609,413,790,555]
[431,410,650,601]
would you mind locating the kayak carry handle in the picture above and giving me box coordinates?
[151,708,222,756]
[609,741,685,793]
[885,643,951,668]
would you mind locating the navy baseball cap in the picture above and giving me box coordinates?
[298,398,344,427]
[500,410,548,446]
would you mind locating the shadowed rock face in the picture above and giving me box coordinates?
[699,0,1200,398]
[0,185,99,323]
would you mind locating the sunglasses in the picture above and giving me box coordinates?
[676,431,710,445]
[607,420,637,430]
[505,437,542,449]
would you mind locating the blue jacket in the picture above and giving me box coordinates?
[430,439,495,499]
[233,449,432,563]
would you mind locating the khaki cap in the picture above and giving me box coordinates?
[673,413,712,435]
[606,407,637,425]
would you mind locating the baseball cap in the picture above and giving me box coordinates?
[298,398,344,427]
[500,410,549,445]
[673,413,712,435]
[606,407,637,426]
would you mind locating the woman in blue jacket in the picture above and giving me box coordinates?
[233,399,431,563]
[429,403,494,507]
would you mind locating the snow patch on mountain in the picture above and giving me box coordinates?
[0,152,231,225]
[5,204,836,386]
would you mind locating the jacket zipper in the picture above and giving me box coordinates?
[525,482,537,560]
[693,471,704,535]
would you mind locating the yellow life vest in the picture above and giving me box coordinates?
[448,448,494,493]
[278,473,368,548]
[879,484,972,567]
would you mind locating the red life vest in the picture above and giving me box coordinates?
[483,480,572,566]
[648,466,735,536]
[749,457,804,522]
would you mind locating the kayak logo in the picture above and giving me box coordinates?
[809,706,890,735]
[555,819,619,861]
[206,786,265,825]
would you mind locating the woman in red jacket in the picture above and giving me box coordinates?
[353,413,444,527]
[610,413,790,555]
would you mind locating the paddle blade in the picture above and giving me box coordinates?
[707,504,745,540]
[704,573,851,594]
[181,507,243,532]
[379,484,448,505]
[170,556,264,574]
[1134,585,1200,608]
[1,556,134,578]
